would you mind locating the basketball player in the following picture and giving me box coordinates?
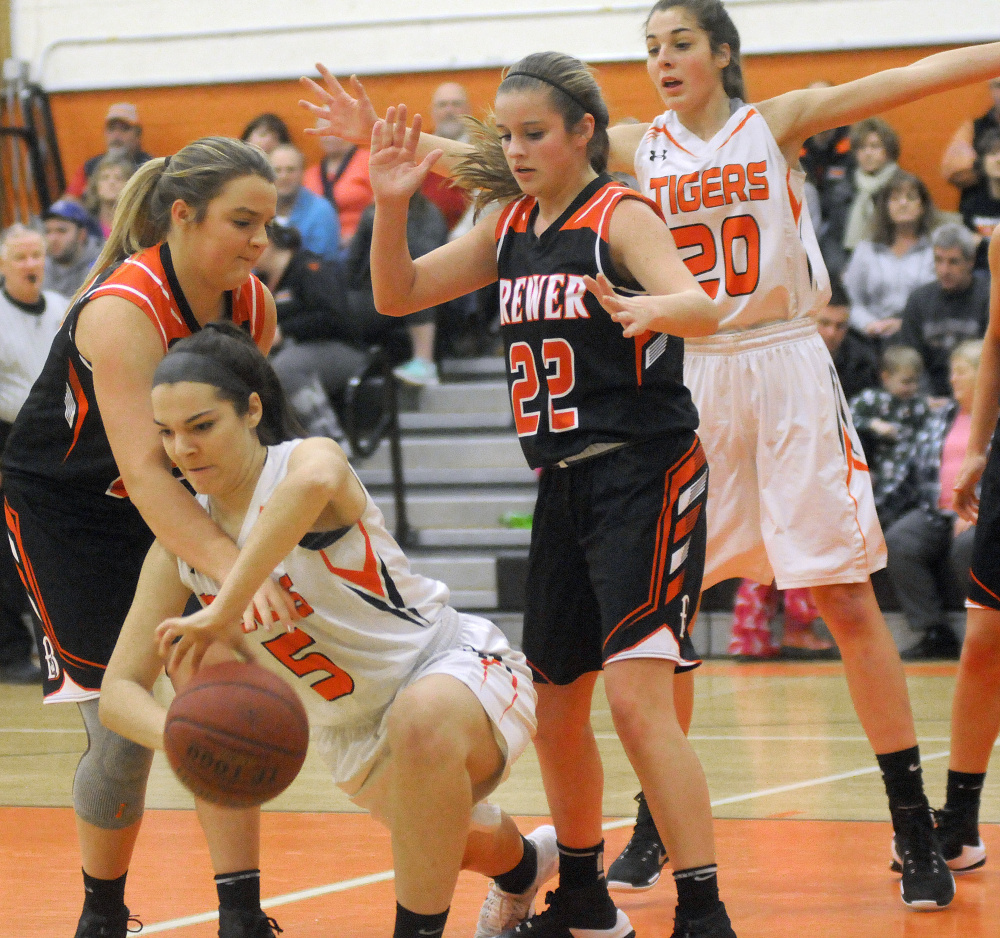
[100,322,545,938]
[945,226,1000,873]
[366,55,739,938]
[1,138,289,938]
[299,2,1000,916]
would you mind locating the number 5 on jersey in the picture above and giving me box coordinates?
[509,338,579,437]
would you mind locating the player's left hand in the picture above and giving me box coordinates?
[156,606,241,674]
[300,64,378,146]
[584,273,652,338]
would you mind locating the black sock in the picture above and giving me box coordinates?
[214,869,261,911]
[557,840,606,891]
[673,865,721,921]
[494,835,538,895]
[393,903,448,938]
[877,746,927,811]
[945,770,986,813]
[82,870,128,917]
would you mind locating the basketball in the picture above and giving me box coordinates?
[164,660,309,808]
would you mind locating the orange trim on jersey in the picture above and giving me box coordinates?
[605,437,705,648]
[62,359,89,462]
[319,520,386,597]
[786,168,803,226]
[969,571,1000,607]
[563,184,665,237]
[646,123,697,158]
[3,500,105,671]
[496,197,534,239]
[715,108,758,151]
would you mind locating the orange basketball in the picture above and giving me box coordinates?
[164,660,309,808]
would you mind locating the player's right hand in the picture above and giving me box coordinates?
[369,107,443,204]
[952,452,987,522]
[300,64,378,146]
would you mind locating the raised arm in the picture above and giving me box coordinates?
[155,437,365,662]
[300,64,472,176]
[369,107,499,318]
[585,197,719,339]
[759,42,1000,161]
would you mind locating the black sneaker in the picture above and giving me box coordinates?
[890,805,955,910]
[935,805,987,872]
[900,627,960,661]
[495,885,634,938]
[671,903,737,938]
[74,907,142,938]
[218,909,283,938]
[607,792,668,891]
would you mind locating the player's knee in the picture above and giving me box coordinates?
[74,700,153,829]
[812,580,879,635]
[387,688,463,770]
[960,621,1000,671]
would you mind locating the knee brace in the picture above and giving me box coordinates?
[73,699,154,829]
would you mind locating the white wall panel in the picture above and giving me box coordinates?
[11,0,1000,92]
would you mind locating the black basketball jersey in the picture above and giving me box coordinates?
[1,242,268,518]
[495,175,698,469]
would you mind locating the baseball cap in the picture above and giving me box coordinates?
[105,102,140,126]
[43,199,93,228]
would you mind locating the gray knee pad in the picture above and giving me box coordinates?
[73,699,154,829]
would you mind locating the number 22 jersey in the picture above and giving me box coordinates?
[634,103,831,333]
[494,174,698,469]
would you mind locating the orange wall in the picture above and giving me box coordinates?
[49,45,993,211]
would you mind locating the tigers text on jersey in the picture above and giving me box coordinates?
[495,174,698,469]
[1,242,268,508]
[179,440,461,782]
[634,105,831,333]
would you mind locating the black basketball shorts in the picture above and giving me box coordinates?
[522,432,708,685]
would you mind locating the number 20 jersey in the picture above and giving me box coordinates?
[634,104,831,333]
[495,175,698,469]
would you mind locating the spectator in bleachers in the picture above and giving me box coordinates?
[0,225,68,684]
[239,112,292,155]
[960,128,1000,270]
[347,194,448,387]
[82,153,136,239]
[254,222,370,441]
[941,77,1000,208]
[884,340,983,660]
[421,82,473,232]
[270,143,341,261]
[816,279,880,400]
[896,223,989,397]
[42,199,103,299]
[303,130,373,246]
[728,579,835,660]
[63,103,152,199]
[850,345,932,530]
[818,117,900,282]
[843,169,937,339]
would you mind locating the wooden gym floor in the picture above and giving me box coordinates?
[2,660,998,937]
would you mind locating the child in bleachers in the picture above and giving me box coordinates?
[850,345,933,529]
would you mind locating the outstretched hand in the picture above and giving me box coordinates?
[369,106,443,204]
[300,63,378,146]
[155,575,300,673]
[583,273,652,338]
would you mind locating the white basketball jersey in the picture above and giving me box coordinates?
[634,104,830,332]
[179,440,457,745]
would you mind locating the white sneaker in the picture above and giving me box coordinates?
[475,824,559,938]
[393,357,439,387]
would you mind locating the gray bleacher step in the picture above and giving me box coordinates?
[447,589,499,610]
[374,490,536,530]
[408,553,496,592]
[414,380,510,415]
[354,434,528,473]
[415,528,532,548]
[399,411,513,433]
[440,357,507,380]
[358,466,538,487]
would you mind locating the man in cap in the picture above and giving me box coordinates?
[43,199,104,297]
[64,102,153,199]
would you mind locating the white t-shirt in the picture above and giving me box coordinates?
[0,289,67,424]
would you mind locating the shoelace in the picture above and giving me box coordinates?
[897,810,942,872]
[126,915,143,935]
[264,916,283,936]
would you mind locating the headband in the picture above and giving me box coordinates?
[153,350,252,401]
[502,71,591,117]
